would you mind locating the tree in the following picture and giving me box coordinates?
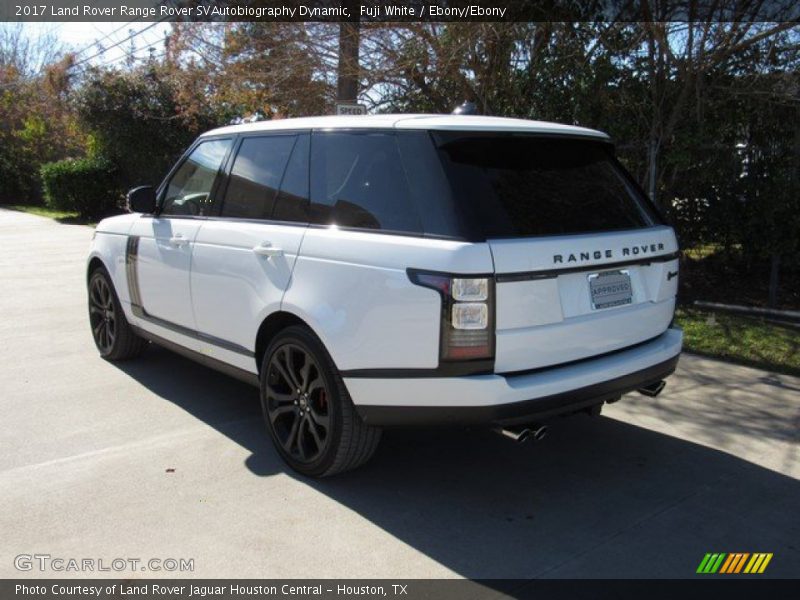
[168,22,332,120]
[76,63,224,189]
[0,24,82,202]
[0,23,63,76]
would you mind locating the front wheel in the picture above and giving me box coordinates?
[260,325,381,477]
[88,267,147,361]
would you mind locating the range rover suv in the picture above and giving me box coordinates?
[87,114,682,477]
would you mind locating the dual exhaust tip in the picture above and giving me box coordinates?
[493,424,548,444]
[493,380,667,444]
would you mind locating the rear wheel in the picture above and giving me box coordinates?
[88,267,147,360]
[260,325,381,477]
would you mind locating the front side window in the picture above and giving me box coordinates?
[309,132,423,234]
[221,135,296,220]
[161,139,232,216]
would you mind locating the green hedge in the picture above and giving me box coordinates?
[40,157,122,219]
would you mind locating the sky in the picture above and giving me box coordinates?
[24,21,173,69]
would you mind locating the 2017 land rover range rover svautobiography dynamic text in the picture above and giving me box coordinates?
[87,114,682,476]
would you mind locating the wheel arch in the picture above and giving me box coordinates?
[255,311,326,374]
[86,255,109,282]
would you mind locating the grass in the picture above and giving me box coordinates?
[1,204,93,225]
[675,307,800,377]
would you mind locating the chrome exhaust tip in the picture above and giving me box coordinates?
[494,426,531,443]
[638,380,666,397]
[530,425,548,441]
[493,424,547,444]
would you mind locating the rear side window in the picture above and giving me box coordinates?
[272,133,310,223]
[433,132,659,238]
[221,135,296,219]
[309,132,423,234]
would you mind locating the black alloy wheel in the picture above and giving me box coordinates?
[87,267,147,360]
[89,273,117,354]
[264,343,331,464]
[260,325,382,477]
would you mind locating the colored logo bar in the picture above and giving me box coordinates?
[696,553,773,574]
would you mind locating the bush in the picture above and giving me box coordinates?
[40,157,122,219]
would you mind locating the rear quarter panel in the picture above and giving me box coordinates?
[282,228,494,371]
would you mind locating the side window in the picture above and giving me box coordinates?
[272,133,310,223]
[162,139,231,216]
[221,135,296,220]
[309,132,423,234]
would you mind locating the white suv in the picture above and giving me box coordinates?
[87,114,682,476]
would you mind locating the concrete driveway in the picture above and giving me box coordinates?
[1,207,798,581]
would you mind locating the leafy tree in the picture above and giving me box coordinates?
[0,26,83,202]
[168,22,331,120]
[76,63,224,189]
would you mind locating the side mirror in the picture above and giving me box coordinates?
[127,186,157,214]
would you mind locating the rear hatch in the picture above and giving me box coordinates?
[433,133,679,373]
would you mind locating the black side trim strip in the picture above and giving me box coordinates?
[496,251,680,283]
[355,355,679,427]
[137,311,255,357]
[124,235,254,358]
[125,236,142,308]
[131,326,259,387]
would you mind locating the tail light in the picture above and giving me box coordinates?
[408,270,495,364]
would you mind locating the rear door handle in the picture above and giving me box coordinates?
[169,234,189,247]
[252,242,284,259]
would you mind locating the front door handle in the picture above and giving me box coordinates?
[169,234,188,247]
[252,242,284,259]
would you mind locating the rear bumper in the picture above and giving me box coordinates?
[348,327,682,426]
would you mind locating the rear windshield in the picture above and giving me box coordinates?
[430,132,660,239]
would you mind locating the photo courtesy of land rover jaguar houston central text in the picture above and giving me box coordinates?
[86,114,682,476]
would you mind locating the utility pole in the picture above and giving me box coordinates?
[336,1,360,105]
[648,138,659,207]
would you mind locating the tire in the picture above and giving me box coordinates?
[260,325,382,477]
[88,266,148,361]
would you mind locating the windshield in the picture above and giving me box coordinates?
[431,132,660,239]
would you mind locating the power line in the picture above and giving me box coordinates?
[89,37,168,71]
[71,21,138,59]
[0,24,168,90]
[69,1,172,59]
[68,20,169,72]
[67,0,214,71]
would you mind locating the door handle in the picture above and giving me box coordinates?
[169,234,188,247]
[252,242,284,259]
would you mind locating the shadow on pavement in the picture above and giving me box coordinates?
[115,345,800,579]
